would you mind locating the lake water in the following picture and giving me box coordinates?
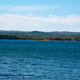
[0,40,80,80]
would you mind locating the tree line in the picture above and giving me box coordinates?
[0,35,80,41]
[0,31,80,37]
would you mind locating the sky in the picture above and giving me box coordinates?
[0,0,80,32]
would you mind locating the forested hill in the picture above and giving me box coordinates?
[0,30,80,37]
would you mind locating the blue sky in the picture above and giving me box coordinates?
[0,0,80,32]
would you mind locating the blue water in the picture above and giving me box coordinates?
[0,40,80,80]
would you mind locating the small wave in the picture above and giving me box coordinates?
[0,74,35,76]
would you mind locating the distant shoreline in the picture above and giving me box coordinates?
[0,31,80,41]
[0,38,80,41]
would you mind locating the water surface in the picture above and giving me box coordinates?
[0,40,80,80]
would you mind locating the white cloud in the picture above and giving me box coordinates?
[49,14,60,19]
[0,14,80,32]
[27,13,33,16]
[0,5,59,11]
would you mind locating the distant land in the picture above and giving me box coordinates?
[0,30,80,41]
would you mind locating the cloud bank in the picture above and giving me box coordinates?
[0,14,80,32]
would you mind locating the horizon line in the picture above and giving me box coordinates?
[0,30,80,33]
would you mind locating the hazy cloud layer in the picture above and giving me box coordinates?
[0,14,80,31]
[0,5,59,11]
